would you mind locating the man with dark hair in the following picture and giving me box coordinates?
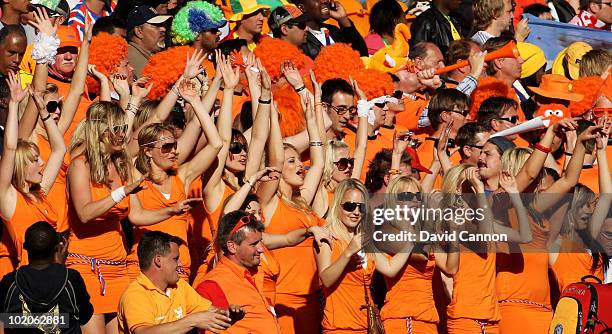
[483,36,524,88]
[0,25,27,76]
[569,0,611,29]
[321,78,355,140]
[126,5,171,78]
[0,221,94,333]
[291,0,367,59]
[476,96,520,140]
[196,211,281,333]
[365,149,412,194]
[455,122,490,164]
[92,15,127,37]
[117,231,235,334]
[410,0,464,53]
[523,3,554,19]
[445,39,482,85]
[0,0,36,42]
[268,4,307,48]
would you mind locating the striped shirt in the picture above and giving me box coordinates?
[68,0,117,40]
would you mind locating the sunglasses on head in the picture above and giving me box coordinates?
[229,141,248,154]
[46,100,62,114]
[333,157,354,171]
[397,192,421,202]
[341,201,366,213]
[158,141,177,154]
[228,214,254,238]
[498,116,518,124]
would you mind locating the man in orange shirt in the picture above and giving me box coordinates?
[196,211,282,334]
[476,96,525,145]
[117,231,235,334]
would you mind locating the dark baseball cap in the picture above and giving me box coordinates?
[268,4,306,30]
[127,5,171,32]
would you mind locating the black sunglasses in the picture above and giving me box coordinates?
[498,116,518,124]
[341,201,366,213]
[466,144,484,150]
[448,109,469,117]
[46,100,62,114]
[374,101,388,108]
[158,141,177,154]
[229,141,248,154]
[287,21,306,30]
[397,192,421,202]
[333,157,354,171]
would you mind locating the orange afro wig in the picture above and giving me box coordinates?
[87,32,128,94]
[142,45,194,100]
[273,83,306,137]
[568,76,604,117]
[254,38,309,82]
[469,77,512,120]
[350,68,394,100]
[314,43,364,83]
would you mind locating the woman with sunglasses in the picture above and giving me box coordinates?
[314,178,413,333]
[440,164,531,334]
[125,76,224,281]
[0,73,66,279]
[378,176,459,334]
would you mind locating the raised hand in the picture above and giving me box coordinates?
[125,174,148,195]
[29,6,58,36]
[465,167,484,193]
[281,60,304,90]
[499,170,519,193]
[83,14,93,43]
[329,0,348,22]
[595,115,611,150]
[348,75,367,101]
[177,78,199,103]
[244,52,260,83]
[393,130,412,155]
[251,167,281,183]
[88,64,108,82]
[29,88,48,117]
[551,117,578,133]
[346,232,363,255]
[183,49,206,80]
[515,18,530,42]
[437,120,453,153]
[170,198,204,215]
[7,72,27,103]
[256,58,271,90]
[220,54,240,89]
[417,69,442,89]
[578,124,604,144]
[111,74,130,98]
[131,77,153,100]
[309,69,321,103]
[468,50,487,78]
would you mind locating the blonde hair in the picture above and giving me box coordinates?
[473,0,506,32]
[501,147,533,176]
[322,140,350,192]
[12,140,43,200]
[135,123,176,174]
[440,164,475,209]
[132,99,158,132]
[326,178,369,244]
[579,50,612,78]
[70,101,130,185]
[384,176,422,208]
[44,83,58,95]
[276,142,312,212]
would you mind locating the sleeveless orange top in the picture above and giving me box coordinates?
[257,246,280,305]
[552,238,604,292]
[447,246,501,321]
[265,199,325,297]
[130,175,192,272]
[2,191,58,266]
[68,178,130,261]
[322,238,375,332]
[381,253,439,323]
[36,134,70,232]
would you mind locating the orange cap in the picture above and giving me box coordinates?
[56,25,80,49]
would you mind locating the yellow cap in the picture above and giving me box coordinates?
[517,42,546,79]
[551,42,592,80]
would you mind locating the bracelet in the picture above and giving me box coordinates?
[110,186,127,203]
[388,168,402,176]
[295,85,306,93]
[305,227,313,237]
[564,151,573,156]
[309,141,323,147]
[245,179,254,188]
[258,98,271,104]
[534,143,552,154]
[40,113,52,122]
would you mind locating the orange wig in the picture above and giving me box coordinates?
[350,68,394,100]
[87,33,128,94]
[469,77,512,120]
[314,43,364,83]
[254,38,309,82]
[273,83,306,137]
[568,76,604,117]
[142,46,194,100]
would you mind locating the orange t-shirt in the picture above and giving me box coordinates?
[130,176,193,278]
[395,94,430,132]
[2,192,58,267]
[265,199,325,298]
[447,246,500,321]
[197,257,282,334]
[322,238,375,332]
[325,0,375,37]
[35,134,70,232]
[381,253,439,323]
[344,127,394,182]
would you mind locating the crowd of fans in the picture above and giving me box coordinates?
[0,0,610,333]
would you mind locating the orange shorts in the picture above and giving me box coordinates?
[447,318,499,334]
[499,302,552,334]
[275,293,322,334]
[384,317,438,334]
[67,261,130,314]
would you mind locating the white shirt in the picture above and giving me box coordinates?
[471,30,495,45]
[308,27,335,46]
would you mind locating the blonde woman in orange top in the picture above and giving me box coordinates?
[0,72,65,277]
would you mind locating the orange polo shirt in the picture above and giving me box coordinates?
[196,257,282,334]
[117,273,212,334]
[395,93,430,132]
[344,126,394,182]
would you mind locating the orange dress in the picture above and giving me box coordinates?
[381,254,439,334]
[36,134,70,233]
[66,174,130,314]
[127,176,192,281]
[496,215,552,334]
[265,199,325,334]
[0,192,58,274]
[447,245,500,334]
[551,238,604,293]
[322,238,375,334]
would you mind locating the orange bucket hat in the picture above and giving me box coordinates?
[528,74,583,102]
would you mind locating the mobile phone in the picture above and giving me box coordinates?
[229,309,245,324]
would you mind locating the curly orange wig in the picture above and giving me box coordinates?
[273,83,306,137]
[87,32,128,94]
[568,76,604,117]
[142,45,194,101]
[314,43,364,83]
[468,77,512,120]
[350,68,394,100]
[254,38,308,82]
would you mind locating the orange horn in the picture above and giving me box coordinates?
[434,40,520,75]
